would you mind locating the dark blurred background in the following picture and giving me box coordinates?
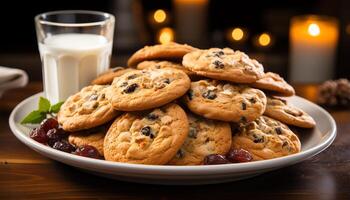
[0,0,349,82]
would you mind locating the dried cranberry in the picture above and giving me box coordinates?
[203,154,230,165]
[47,128,68,147]
[123,83,138,93]
[202,90,217,100]
[226,149,253,163]
[74,145,101,159]
[40,118,59,132]
[30,127,48,144]
[52,140,75,153]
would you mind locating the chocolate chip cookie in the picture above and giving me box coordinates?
[91,67,136,85]
[106,68,191,111]
[168,112,232,165]
[264,96,316,128]
[127,42,198,67]
[58,85,120,131]
[136,60,196,77]
[68,126,108,156]
[182,48,264,83]
[231,116,301,160]
[182,80,267,122]
[251,72,295,96]
[103,103,189,164]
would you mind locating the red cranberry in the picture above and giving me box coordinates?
[47,128,68,147]
[203,154,230,165]
[226,148,253,163]
[52,140,75,153]
[29,127,48,144]
[74,145,101,159]
[40,118,59,132]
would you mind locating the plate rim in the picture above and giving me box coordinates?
[9,92,337,175]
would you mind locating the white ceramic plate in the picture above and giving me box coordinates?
[9,92,336,185]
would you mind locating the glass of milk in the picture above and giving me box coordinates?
[35,10,115,103]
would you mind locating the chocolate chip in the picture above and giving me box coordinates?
[187,89,194,100]
[93,102,99,109]
[146,113,159,120]
[240,116,247,123]
[249,98,256,104]
[101,94,105,99]
[202,90,217,99]
[213,60,224,69]
[275,127,282,135]
[213,50,225,57]
[242,102,247,110]
[253,134,264,143]
[127,74,137,80]
[89,94,98,101]
[120,82,128,87]
[176,149,185,158]
[123,83,138,93]
[140,126,152,137]
[189,127,197,138]
[163,78,170,84]
[205,138,210,143]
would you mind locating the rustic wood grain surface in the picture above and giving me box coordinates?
[1,82,349,199]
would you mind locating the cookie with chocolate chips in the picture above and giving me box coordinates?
[91,67,136,85]
[127,42,198,67]
[103,103,189,164]
[264,96,316,128]
[136,60,197,78]
[182,48,264,83]
[182,80,267,122]
[168,112,232,165]
[106,68,190,111]
[58,85,120,132]
[251,72,295,96]
[231,116,301,161]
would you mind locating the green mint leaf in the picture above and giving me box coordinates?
[20,110,46,124]
[50,101,64,113]
[38,97,51,113]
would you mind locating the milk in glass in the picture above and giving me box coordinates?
[39,33,112,103]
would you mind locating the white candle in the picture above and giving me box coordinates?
[173,0,208,46]
[289,15,339,83]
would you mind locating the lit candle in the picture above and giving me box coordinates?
[173,0,208,46]
[289,15,339,83]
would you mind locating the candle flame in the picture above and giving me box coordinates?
[158,27,174,44]
[154,9,166,23]
[308,23,320,37]
[231,28,244,41]
[258,33,271,46]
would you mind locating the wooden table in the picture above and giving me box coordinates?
[1,82,350,199]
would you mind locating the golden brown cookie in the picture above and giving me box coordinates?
[103,103,189,165]
[231,116,301,161]
[168,112,231,165]
[91,67,136,85]
[182,80,267,122]
[251,72,295,96]
[264,96,316,128]
[106,68,190,111]
[182,48,264,83]
[127,42,198,67]
[136,60,196,77]
[58,85,120,132]
[68,126,107,156]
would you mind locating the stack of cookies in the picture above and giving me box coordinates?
[57,42,316,165]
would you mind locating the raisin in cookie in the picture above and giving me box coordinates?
[182,80,267,122]
[58,85,119,132]
[127,42,197,67]
[182,48,264,83]
[136,60,196,77]
[231,116,301,160]
[168,113,231,165]
[106,68,190,111]
[264,96,316,128]
[91,67,136,85]
[251,72,295,96]
[69,125,108,156]
[104,103,189,164]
